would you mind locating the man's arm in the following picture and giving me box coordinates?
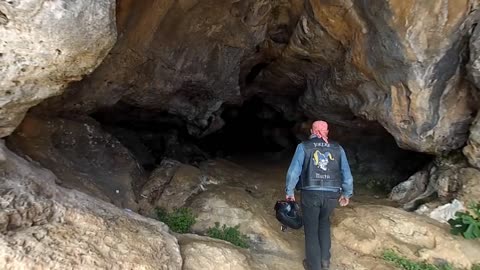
[339,146,353,198]
[285,143,305,197]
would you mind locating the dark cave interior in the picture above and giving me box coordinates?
[91,96,433,193]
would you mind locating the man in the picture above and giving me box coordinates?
[285,120,353,270]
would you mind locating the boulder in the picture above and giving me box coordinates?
[390,152,470,210]
[101,126,156,169]
[139,161,209,215]
[138,159,183,216]
[0,0,116,137]
[389,169,429,206]
[332,205,480,269]
[0,141,182,269]
[6,115,145,210]
[187,159,306,269]
[456,167,480,206]
[467,21,480,90]
[188,187,296,255]
[177,234,268,270]
[464,113,480,169]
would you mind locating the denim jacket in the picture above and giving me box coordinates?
[285,136,353,198]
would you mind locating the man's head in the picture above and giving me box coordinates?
[311,120,329,143]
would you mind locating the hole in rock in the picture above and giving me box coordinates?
[2,4,474,266]
[91,96,432,197]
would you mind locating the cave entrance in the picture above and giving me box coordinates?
[197,97,299,156]
[91,96,432,197]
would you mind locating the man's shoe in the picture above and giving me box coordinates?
[321,260,330,270]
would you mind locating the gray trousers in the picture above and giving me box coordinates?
[301,190,340,269]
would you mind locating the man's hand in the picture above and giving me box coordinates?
[286,195,295,202]
[339,195,349,207]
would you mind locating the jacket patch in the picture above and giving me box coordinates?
[312,150,335,171]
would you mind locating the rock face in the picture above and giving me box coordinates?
[468,22,480,90]
[101,126,156,169]
[333,205,480,269]
[40,0,288,137]
[390,152,471,210]
[6,115,146,210]
[464,113,480,169]
[31,0,480,156]
[138,159,182,216]
[0,141,183,269]
[189,187,295,255]
[175,157,480,270]
[178,234,268,270]
[2,0,480,268]
[139,160,208,215]
[389,169,430,208]
[2,143,479,269]
[0,0,116,138]
[261,0,479,154]
[327,123,431,190]
[456,167,480,206]
[138,158,307,270]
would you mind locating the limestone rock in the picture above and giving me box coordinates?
[189,159,307,269]
[178,234,268,270]
[139,162,209,215]
[390,153,470,210]
[0,141,182,269]
[30,0,480,155]
[260,0,480,154]
[191,158,480,270]
[0,0,116,137]
[101,126,156,169]
[464,113,480,169]
[332,205,480,269]
[198,159,261,186]
[468,22,480,89]
[389,170,429,205]
[40,0,277,137]
[157,165,207,210]
[6,115,145,210]
[456,167,480,206]
[189,188,295,255]
[138,159,182,216]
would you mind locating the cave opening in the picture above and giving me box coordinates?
[90,96,433,196]
[3,1,480,267]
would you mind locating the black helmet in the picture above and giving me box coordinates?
[274,200,303,230]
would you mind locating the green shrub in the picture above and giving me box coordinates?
[472,265,480,270]
[382,250,454,270]
[448,202,480,240]
[156,208,196,234]
[206,222,250,248]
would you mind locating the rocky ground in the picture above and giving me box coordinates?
[2,2,480,268]
[2,140,479,270]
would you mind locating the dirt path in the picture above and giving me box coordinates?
[229,153,397,206]
[221,153,398,270]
